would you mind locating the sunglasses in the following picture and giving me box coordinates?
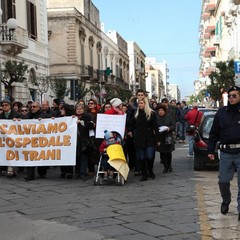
[21,109,28,112]
[88,102,94,105]
[31,106,38,108]
[228,94,239,99]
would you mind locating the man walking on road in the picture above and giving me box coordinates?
[208,86,240,221]
[185,103,203,158]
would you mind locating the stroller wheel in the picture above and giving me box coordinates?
[93,175,102,186]
[116,175,125,186]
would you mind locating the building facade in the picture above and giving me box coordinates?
[198,0,240,94]
[0,0,49,103]
[127,41,146,95]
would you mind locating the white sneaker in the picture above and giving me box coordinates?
[188,154,194,158]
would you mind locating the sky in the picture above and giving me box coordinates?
[92,0,202,98]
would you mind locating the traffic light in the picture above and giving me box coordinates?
[106,67,112,75]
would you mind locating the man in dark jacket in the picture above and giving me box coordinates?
[0,99,20,177]
[177,101,189,143]
[208,86,240,221]
[25,101,49,181]
[41,100,54,117]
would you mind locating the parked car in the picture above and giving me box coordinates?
[198,107,218,113]
[193,111,219,171]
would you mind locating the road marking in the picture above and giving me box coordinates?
[196,183,212,239]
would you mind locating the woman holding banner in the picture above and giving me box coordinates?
[75,104,95,180]
[132,97,158,181]
[59,104,75,179]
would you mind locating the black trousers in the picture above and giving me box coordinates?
[26,166,48,178]
[160,152,172,169]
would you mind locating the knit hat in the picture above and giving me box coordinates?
[104,130,113,141]
[1,99,11,106]
[53,98,60,106]
[110,98,122,107]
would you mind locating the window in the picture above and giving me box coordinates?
[27,0,37,40]
[1,0,16,23]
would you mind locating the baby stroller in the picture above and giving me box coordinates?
[93,131,129,186]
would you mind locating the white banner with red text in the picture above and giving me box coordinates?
[0,117,77,166]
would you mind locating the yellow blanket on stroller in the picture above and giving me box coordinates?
[107,144,130,181]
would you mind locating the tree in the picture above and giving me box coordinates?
[76,80,89,100]
[27,74,50,102]
[207,60,235,101]
[50,77,68,99]
[1,60,28,100]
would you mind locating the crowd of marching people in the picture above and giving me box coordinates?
[0,89,197,182]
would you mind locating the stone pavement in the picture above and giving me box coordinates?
[0,143,238,240]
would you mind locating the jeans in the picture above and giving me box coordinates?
[219,151,240,212]
[136,146,155,178]
[187,135,194,156]
[178,121,188,141]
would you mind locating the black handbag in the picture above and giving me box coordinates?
[165,133,173,146]
[82,138,97,153]
[186,111,199,134]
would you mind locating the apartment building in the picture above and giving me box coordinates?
[127,41,146,95]
[0,0,49,102]
[47,0,130,103]
[198,0,240,93]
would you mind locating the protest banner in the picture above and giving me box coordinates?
[0,117,77,166]
[95,114,126,139]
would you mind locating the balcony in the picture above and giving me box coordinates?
[206,46,216,52]
[202,13,210,20]
[204,52,211,58]
[0,26,28,55]
[115,77,128,89]
[232,0,240,5]
[205,67,216,76]
[205,25,215,33]
[205,4,216,13]
[204,33,210,39]
[80,65,93,79]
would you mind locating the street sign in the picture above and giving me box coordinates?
[234,60,240,74]
[234,60,240,86]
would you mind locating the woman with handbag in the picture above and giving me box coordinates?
[132,97,158,181]
[156,104,175,173]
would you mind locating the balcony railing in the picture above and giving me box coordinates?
[80,65,93,78]
[0,26,28,55]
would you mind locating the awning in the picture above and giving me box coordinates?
[205,25,215,33]
[206,46,216,52]
[204,33,210,39]
[204,52,211,58]
[205,4,216,13]
[202,13,210,20]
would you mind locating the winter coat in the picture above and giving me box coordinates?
[155,113,175,153]
[185,108,203,135]
[177,106,189,123]
[76,112,95,154]
[132,109,158,149]
[0,110,20,119]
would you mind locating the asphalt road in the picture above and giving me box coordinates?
[0,143,239,240]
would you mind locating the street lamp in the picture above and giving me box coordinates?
[0,8,18,100]
[0,17,18,41]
